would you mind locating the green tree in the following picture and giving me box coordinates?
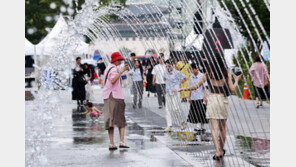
[217,0,269,53]
[25,0,126,44]
[217,0,270,99]
[233,45,270,99]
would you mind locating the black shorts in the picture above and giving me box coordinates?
[187,99,208,124]
[253,85,269,100]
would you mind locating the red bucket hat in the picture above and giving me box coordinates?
[111,52,124,63]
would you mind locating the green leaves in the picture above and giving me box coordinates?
[25,0,127,44]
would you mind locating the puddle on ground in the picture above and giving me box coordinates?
[235,136,270,167]
[71,106,160,150]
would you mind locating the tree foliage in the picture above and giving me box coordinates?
[25,0,126,44]
[218,0,270,52]
[217,0,270,99]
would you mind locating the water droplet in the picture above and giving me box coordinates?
[50,3,57,9]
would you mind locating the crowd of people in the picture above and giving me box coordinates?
[71,51,269,160]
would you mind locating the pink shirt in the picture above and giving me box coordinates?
[249,62,268,88]
[102,64,124,99]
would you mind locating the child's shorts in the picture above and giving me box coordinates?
[90,111,100,117]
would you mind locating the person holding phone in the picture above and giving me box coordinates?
[102,52,130,150]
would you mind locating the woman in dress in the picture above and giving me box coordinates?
[249,55,269,108]
[174,54,242,160]
[72,57,86,107]
[145,58,156,97]
[102,52,129,150]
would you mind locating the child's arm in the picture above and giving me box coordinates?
[81,110,90,115]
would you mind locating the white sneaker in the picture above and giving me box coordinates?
[164,126,172,132]
[94,119,99,123]
[89,119,94,122]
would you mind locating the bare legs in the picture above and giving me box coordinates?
[256,97,263,107]
[119,127,125,143]
[108,127,126,147]
[90,114,99,121]
[218,119,227,154]
[210,119,227,157]
[108,127,115,146]
[91,115,95,121]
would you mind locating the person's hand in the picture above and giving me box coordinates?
[152,82,155,86]
[265,80,269,86]
[188,99,191,104]
[234,74,242,82]
[120,64,129,73]
[173,88,181,93]
[203,97,208,104]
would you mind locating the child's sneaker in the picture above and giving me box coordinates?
[94,119,99,123]
[89,119,94,122]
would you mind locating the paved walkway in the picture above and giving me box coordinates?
[25,86,270,166]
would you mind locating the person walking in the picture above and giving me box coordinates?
[145,58,157,97]
[72,57,87,107]
[163,60,188,132]
[102,52,130,150]
[187,63,208,138]
[249,55,269,108]
[129,60,145,109]
[127,53,136,95]
[175,56,192,102]
[152,55,166,109]
[174,54,242,160]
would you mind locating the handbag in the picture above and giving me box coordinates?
[80,76,88,86]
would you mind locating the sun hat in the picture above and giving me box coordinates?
[111,52,124,63]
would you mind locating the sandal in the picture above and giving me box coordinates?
[109,144,118,151]
[119,142,130,148]
[213,154,222,160]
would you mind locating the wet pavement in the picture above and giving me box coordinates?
[26,87,270,167]
[26,101,194,167]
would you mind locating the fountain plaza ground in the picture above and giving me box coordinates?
[26,85,270,167]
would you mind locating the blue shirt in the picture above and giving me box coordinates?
[188,72,207,100]
[129,68,143,82]
[164,69,186,96]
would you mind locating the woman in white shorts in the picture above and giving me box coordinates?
[175,54,242,160]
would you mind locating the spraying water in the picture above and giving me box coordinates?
[26,0,270,166]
